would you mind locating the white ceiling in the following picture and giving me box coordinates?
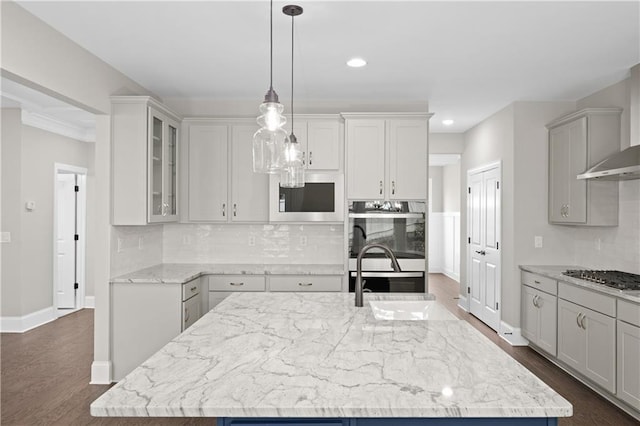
[15,1,640,133]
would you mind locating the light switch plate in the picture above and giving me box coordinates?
[534,236,543,248]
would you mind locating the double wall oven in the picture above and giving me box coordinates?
[348,201,426,293]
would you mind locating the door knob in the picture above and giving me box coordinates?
[475,250,486,255]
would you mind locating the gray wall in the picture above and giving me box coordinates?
[1,112,94,317]
[429,166,444,212]
[442,162,460,212]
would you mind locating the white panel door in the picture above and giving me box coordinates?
[56,173,76,309]
[231,124,269,222]
[188,125,228,221]
[467,165,501,331]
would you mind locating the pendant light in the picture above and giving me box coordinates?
[280,4,305,188]
[253,0,288,174]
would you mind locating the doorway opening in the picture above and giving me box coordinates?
[54,163,87,318]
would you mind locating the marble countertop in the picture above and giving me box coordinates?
[91,292,572,419]
[520,265,640,303]
[111,263,345,284]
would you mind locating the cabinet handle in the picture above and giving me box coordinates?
[230,282,244,286]
[565,204,570,217]
[534,280,541,284]
[222,203,226,217]
[233,203,237,217]
[576,313,583,329]
[298,282,313,287]
[302,151,306,166]
[190,286,197,292]
[184,307,190,323]
[379,181,383,195]
[392,181,396,195]
[162,202,169,216]
[580,314,587,330]
[309,151,312,166]
[532,295,539,308]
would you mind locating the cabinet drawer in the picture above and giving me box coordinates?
[558,282,615,317]
[270,275,342,292]
[182,278,201,301]
[522,271,557,295]
[209,275,265,291]
[618,299,640,327]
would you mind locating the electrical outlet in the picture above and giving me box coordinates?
[248,235,256,246]
[138,236,144,250]
[300,235,307,246]
[534,236,543,248]
[117,238,123,253]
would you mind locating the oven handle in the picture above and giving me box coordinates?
[350,271,424,278]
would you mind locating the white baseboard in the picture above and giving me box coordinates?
[457,294,469,312]
[0,306,56,333]
[442,270,460,283]
[90,361,112,384]
[428,267,443,274]
[498,320,529,346]
[84,296,95,308]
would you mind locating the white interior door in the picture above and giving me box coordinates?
[56,173,76,309]
[467,164,501,331]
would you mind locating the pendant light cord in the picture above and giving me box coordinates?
[290,12,295,132]
[269,0,274,90]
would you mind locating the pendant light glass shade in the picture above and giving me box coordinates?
[253,0,287,174]
[281,4,305,188]
[281,134,305,188]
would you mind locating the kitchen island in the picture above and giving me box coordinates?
[91,292,572,425]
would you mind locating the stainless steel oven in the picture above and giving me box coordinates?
[348,201,426,293]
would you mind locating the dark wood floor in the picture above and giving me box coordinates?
[1,275,637,425]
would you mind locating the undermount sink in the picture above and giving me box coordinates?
[369,300,459,321]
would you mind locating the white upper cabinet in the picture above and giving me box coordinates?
[112,96,181,225]
[344,113,431,200]
[283,116,342,171]
[183,119,268,223]
[547,108,621,226]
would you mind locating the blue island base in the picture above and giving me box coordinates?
[218,417,558,426]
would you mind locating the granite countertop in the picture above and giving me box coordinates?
[111,263,345,284]
[91,292,572,419]
[520,265,640,303]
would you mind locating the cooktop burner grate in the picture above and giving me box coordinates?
[563,270,640,291]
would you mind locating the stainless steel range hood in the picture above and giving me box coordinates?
[577,145,640,180]
[578,64,640,181]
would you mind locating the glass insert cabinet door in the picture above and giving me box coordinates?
[148,107,179,222]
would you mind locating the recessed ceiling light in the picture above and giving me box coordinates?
[347,58,367,68]
[442,119,454,126]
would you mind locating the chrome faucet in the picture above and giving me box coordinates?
[355,243,401,307]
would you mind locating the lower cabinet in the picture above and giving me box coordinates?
[617,299,640,410]
[521,272,557,356]
[111,277,203,381]
[208,275,266,309]
[557,298,616,393]
[269,275,342,292]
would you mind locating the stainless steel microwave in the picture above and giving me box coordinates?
[269,173,344,222]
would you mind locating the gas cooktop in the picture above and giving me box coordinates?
[563,269,640,291]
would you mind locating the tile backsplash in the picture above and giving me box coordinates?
[163,223,344,264]
[111,225,163,277]
[570,180,640,274]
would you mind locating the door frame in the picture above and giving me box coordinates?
[464,161,502,323]
[53,163,87,316]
